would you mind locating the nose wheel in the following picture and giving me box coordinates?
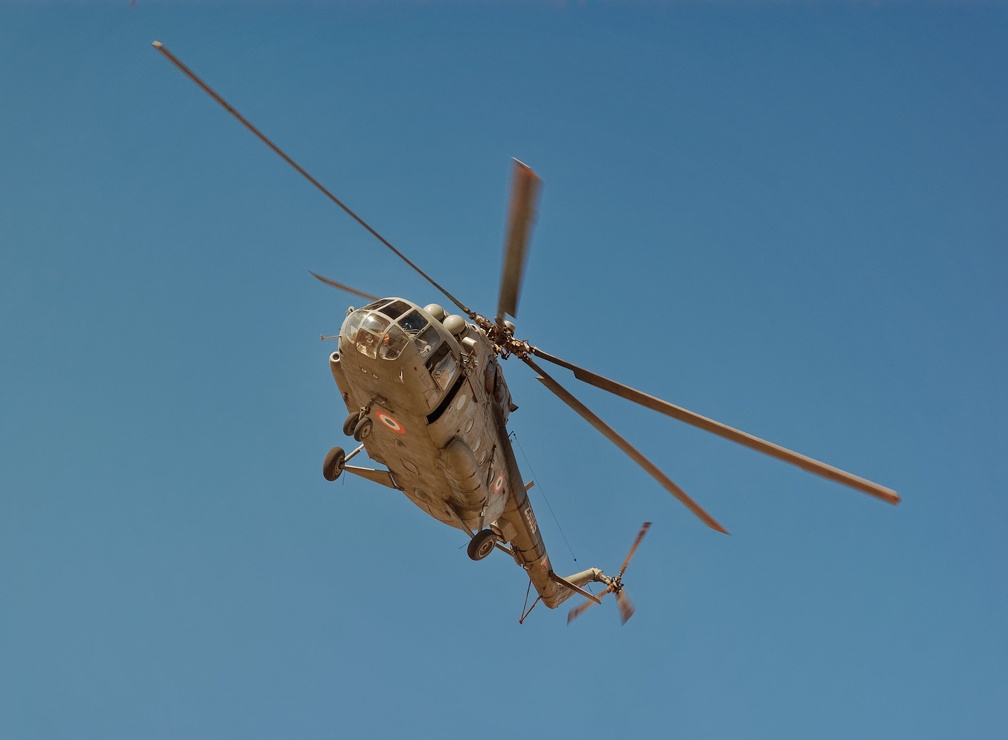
[467,529,498,561]
[344,411,373,442]
[352,416,373,442]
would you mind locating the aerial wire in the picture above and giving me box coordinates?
[510,430,578,563]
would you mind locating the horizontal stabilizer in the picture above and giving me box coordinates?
[344,465,398,490]
[548,569,604,606]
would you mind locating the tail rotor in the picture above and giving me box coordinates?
[567,522,651,625]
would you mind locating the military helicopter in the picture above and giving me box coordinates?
[154,42,900,624]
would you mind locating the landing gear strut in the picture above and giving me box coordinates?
[467,529,497,561]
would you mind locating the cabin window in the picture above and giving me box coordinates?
[426,343,458,390]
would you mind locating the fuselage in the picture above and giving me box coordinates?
[327,297,571,607]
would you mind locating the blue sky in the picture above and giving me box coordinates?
[2,3,1006,738]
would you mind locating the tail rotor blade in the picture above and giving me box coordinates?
[496,160,541,325]
[618,521,652,580]
[615,589,636,624]
[566,597,599,625]
[567,585,612,624]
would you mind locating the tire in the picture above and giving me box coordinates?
[343,412,359,437]
[467,529,497,561]
[322,447,346,481]
[353,416,373,442]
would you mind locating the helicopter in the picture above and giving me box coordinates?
[154,41,900,624]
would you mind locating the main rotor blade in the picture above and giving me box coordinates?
[153,41,475,319]
[496,160,541,325]
[531,348,900,506]
[309,271,379,302]
[618,521,652,580]
[523,357,729,534]
[615,589,636,624]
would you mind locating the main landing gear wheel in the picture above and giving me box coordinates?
[467,529,497,561]
[352,416,373,442]
[322,446,346,481]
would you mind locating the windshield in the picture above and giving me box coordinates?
[340,303,434,361]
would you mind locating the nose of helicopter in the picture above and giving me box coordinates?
[337,299,463,416]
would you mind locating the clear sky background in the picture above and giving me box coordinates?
[2,3,1006,738]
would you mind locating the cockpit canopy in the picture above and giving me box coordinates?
[341,299,427,360]
[340,298,455,379]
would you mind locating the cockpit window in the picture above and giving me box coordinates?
[341,311,365,343]
[378,300,411,321]
[379,324,409,361]
[359,313,389,335]
[351,313,389,360]
[426,343,459,390]
[416,325,440,358]
[399,310,427,334]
